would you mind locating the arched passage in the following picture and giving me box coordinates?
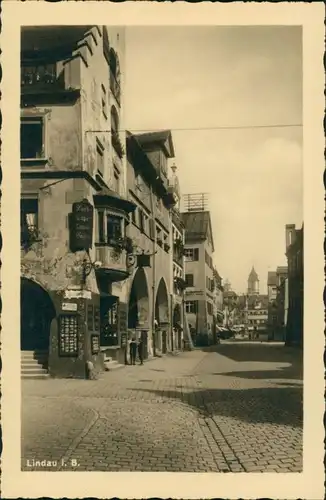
[20,278,56,351]
[155,278,169,325]
[128,268,149,329]
[155,278,169,353]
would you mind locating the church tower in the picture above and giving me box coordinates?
[247,266,259,295]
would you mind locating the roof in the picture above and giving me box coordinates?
[276,266,288,275]
[93,187,136,213]
[248,266,259,281]
[182,210,214,250]
[267,271,277,286]
[134,130,175,158]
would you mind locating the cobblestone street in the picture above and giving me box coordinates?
[21,342,303,473]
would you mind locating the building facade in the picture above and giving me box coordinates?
[124,130,180,359]
[182,196,215,345]
[285,223,303,347]
[20,26,184,379]
[20,26,135,378]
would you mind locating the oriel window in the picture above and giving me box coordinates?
[107,214,122,243]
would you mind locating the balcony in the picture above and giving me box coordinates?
[21,64,65,92]
[95,245,129,282]
[110,69,121,105]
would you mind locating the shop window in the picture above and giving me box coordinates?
[21,117,45,159]
[21,197,39,246]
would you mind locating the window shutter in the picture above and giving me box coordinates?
[194,248,199,261]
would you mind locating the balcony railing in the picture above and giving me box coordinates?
[110,69,121,105]
[21,64,65,91]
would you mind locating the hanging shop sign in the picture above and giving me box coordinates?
[71,199,94,251]
[64,289,92,300]
[58,314,79,357]
[137,254,151,268]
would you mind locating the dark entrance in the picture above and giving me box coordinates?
[20,278,56,351]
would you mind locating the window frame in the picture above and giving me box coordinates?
[20,116,46,161]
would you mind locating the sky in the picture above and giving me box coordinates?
[124,26,303,295]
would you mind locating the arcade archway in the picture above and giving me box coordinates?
[128,268,150,329]
[155,278,169,353]
[20,278,56,351]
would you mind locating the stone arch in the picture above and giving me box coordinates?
[20,277,56,351]
[128,267,150,329]
[155,277,169,326]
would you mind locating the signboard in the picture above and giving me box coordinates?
[137,254,151,268]
[91,335,100,354]
[62,302,78,312]
[64,289,92,300]
[58,314,79,357]
[71,199,94,251]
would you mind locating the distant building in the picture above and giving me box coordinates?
[285,224,303,347]
[247,266,259,295]
[212,268,224,328]
[182,194,215,345]
[247,294,269,337]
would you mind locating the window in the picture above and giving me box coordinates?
[207,302,213,315]
[139,209,145,233]
[113,167,120,194]
[101,85,107,119]
[21,197,38,245]
[184,248,199,261]
[21,117,44,159]
[96,141,104,176]
[185,274,194,287]
[156,226,163,246]
[149,218,155,239]
[107,215,122,243]
[185,301,197,314]
[97,210,105,243]
[131,208,136,225]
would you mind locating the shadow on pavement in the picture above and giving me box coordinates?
[136,385,303,428]
[213,364,303,381]
[199,342,303,364]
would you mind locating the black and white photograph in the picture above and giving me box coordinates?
[0,3,324,500]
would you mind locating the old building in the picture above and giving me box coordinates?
[124,130,179,359]
[212,268,224,326]
[285,223,303,347]
[182,194,215,346]
[20,26,137,378]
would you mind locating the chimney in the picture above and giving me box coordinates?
[285,224,296,250]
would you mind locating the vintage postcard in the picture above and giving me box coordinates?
[0,1,324,499]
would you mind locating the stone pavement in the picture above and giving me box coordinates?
[21,341,303,472]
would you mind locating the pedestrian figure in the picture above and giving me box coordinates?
[129,337,137,365]
[138,338,144,365]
